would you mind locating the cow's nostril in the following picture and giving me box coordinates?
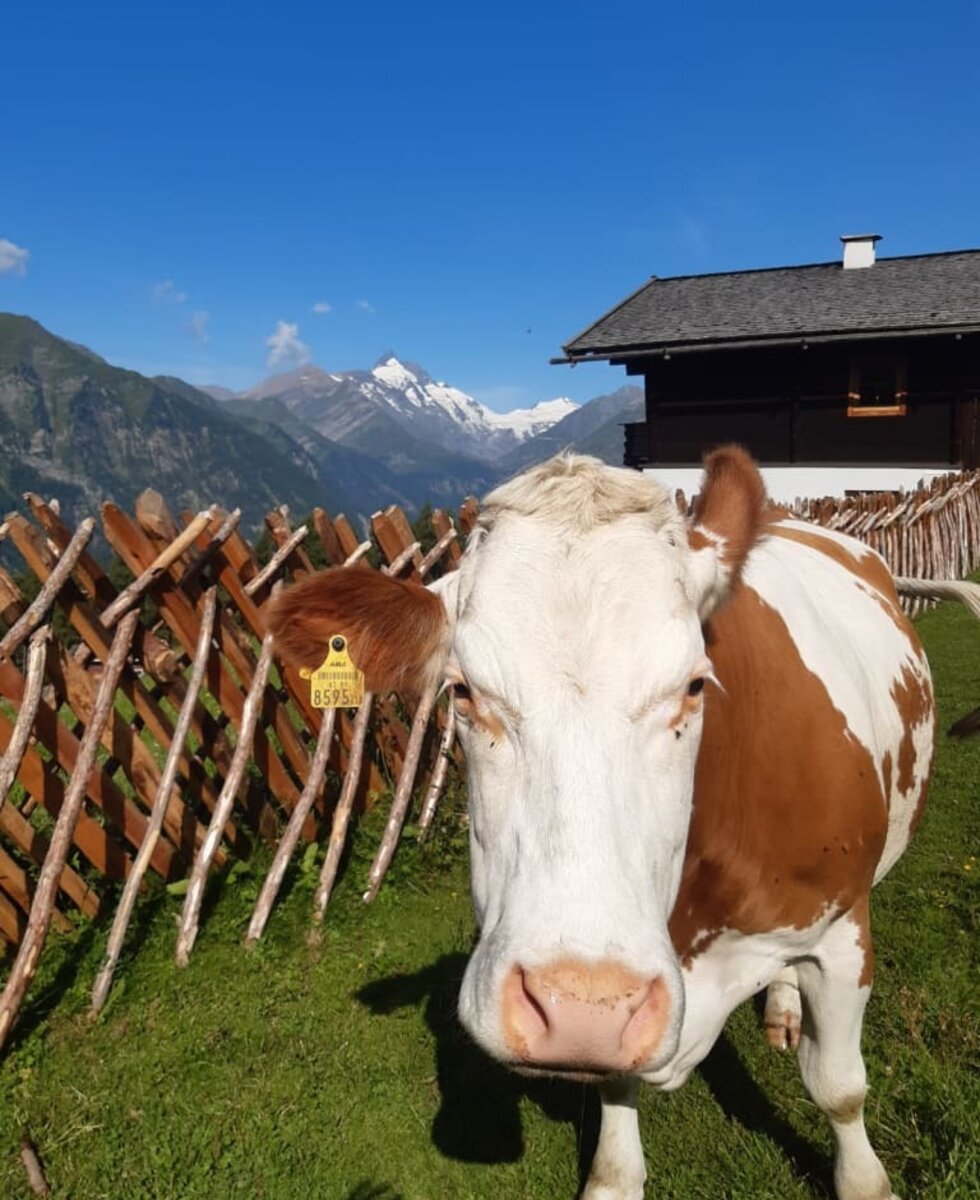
[502,966,551,1056]
[518,967,550,1032]
[620,975,671,1067]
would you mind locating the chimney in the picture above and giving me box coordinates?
[840,233,882,270]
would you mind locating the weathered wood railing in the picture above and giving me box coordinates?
[0,491,469,1045]
[793,469,980,615]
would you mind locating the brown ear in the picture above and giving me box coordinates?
[264,567,452,696]
[687,445,768,618]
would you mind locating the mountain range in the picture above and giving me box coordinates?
[0,312,642,539]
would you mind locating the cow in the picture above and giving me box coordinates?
[267,448,955,1200]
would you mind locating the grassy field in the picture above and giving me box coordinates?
[1,597,978,1199]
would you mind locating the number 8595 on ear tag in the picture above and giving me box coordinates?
[300,635,365,709]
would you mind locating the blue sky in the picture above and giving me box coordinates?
[2,1,978,408]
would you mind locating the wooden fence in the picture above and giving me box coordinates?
[1,465,979,1049]
[0,489,476,1046]
[793,468,980,615]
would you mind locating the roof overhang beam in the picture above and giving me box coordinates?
[552,324,980,366]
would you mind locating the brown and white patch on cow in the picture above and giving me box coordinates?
[669,581,889,965]
[767,520,896,596]
[768,519,936,880]
[744,520,933,798]
[875,660,935,882]
[770,520,919,645]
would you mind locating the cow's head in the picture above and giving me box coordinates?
[268,448,767,1081]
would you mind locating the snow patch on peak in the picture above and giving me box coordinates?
[372,356,419,390]
[482,396,580,437]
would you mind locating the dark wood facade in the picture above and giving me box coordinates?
[621,332,980,472]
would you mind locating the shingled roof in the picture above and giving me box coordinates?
[559,249,980,361]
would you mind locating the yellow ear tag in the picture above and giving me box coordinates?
[299,634,365,709]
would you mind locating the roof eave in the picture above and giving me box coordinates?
[554,322,980,365]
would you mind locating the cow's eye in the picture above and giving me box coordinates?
[451,682,474,717]
[687,677,705,697]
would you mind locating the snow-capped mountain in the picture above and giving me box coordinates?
[237,355,579,464]
[483,395,579,440]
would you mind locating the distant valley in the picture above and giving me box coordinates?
[0,313,642,540]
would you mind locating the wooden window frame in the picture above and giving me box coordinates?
[847,355,908,417]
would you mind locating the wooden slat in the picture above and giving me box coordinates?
[385,506,424,572]
[0,846,72,932]
[0,518,95,661]
[371,509,420,577]
[100,509,212,626]
[25,494,118,609]
[0,889,24,944]
[265,507,315,576]
[0,610,139,1050]
[332,514,363,559]
[0,713,131,885]
[0,802,100,919]
[92,587,220,1015]
[458,496,480,536]
[134,489,180,541]
[244,525,309,597]
[100,503,304,820]
[178,507,242,588]
[431,510,462,567]
[44,648,203,866]
[0,627,50,815]
[3,513,228,823]
[0,567,27,625]
[0,663,174,878]
[312,507,345,566]
[176,625,276,966]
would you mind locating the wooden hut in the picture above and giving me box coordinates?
[557,236,980,501]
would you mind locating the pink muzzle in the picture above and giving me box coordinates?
[501,959,672,1074]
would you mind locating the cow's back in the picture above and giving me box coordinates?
[669,517,934,961]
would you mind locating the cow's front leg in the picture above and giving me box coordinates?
[580,1076,645,1200]
[796,912,898,1200]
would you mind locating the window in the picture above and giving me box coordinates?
[847,355,908,417]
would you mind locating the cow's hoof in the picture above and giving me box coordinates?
[581,1186,644,1200]
[581,1171,645,1200]
[764,1010,801,1051]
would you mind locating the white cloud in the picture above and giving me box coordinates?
[266,320,311,368]
[188,310,211,344]
[311,300,332,314]
[355,299,376,313]
[0,238,29,277]
[151,279,188,304]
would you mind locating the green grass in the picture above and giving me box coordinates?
[1,599,978,1199]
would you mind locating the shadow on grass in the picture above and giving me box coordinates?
[345,1184,403,1200]
[7,884,169,1052]
[361,957,837,1198]
[697,1029,833,1197]
[357,952,600,1191]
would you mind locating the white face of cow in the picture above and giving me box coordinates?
[268,450,766,1082]
[447,506,710,1077]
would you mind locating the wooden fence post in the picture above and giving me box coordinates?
[175,622,277,966]
[92,588,219,1013]
[0,627,51,815]
[0,610,139,1050]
